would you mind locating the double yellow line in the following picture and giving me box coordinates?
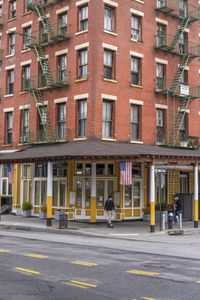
[63,280,96,289]
[71,260,98,267]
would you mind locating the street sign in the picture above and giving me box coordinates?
[155,168,167,174]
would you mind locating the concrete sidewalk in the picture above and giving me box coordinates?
[0,214,199,239]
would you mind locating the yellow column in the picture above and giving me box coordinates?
[13,164,21,212]
[90,162,96,223]
[47,162,53,226]
[150,164,155,232]
[194,163,198,228]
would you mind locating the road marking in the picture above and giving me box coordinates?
[63,282,87,289]
[196,281,200,284]
[0,249,10,253]
[142,297,156,300]
[70,280,96,288]
[110,234,140,236]
[15,267,40,275]
[24,253,48,259]
[71,260,98,267]
[127,270,160,276]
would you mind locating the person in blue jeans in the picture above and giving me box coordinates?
[173,198,181,223]
[104,195,115,228]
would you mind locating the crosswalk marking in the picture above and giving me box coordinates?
[71,260,98,267]
[15,267,40,275]
[24,253,48,259]
[0,249,10,253]
[127,270,160,276]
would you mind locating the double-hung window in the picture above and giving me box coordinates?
[7,69,14,95]
[179,113,187,141]
[77,99,87,137]
[102,100,114,139]
[9,0,16,19]
[104,5,115,32]
[131,57,141,85]
[156,109,165,144]
[57,103,66,140]
[38,106,47,142]
[20,109,30,143]
[130,105,140,141]
[8,32,16,55]
[179,32,186,55]
[22,64,30,91]
[179,0,187,17]
[59,13,67,36]
[156,63,165,90]
[156,23,166,47]
[78,48,88,79]
[157,0,165,8]
[23,26,32,49]
[104,49,115,80]
[5,112,13,144]
[58,54,67,83]
[79,5,88,31]
[131,15,141,42]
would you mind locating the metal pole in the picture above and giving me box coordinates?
[179,213,182,229]
[150,165,155,233]
[162,213,165,231]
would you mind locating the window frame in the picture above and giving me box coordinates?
[104,5,115,32]
[77,99,87,137]
[103,49,115,80]
[130,104,141,141]
[5,111,13,145]
[57,103,66,140]
[156,109,165,144]
[78,5,88,32]
[102,100,114,139]
[131,14,142,42]
[78,48,88,79]
[7,69,14,95]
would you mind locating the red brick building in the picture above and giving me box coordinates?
[0,0,200,230]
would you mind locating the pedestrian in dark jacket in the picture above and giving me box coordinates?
[104,195,115,228]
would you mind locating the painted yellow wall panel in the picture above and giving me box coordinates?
[134,209,141,217]
[97,210,104,216]
[68,213,74,219]
[34,207,40,214]
[76,210,81,215]
[125,209,132,217]
[116,214,121,220]
[86,210,90,216]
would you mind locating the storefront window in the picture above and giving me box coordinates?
[125,186,132,207]
[60,181,66,207]
[76,163,83,175]
[133,181,140,207]
[132,163,141,178]
[35,163,47,177]
[53,162,67,177]
[85,164,91,176]
[108,164,114,175]
[96,164,105,175]
[34,180,47,206]
[85,179,91,208]
[76,180,82,207]
[108,180,114,198]
[97,180,105,207]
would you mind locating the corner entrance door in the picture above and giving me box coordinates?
[124,178,143,219]
[75,179,91,219]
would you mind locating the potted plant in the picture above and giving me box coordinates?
[155,202,168,222]
[22,201,33,217]
[39,204,47,219]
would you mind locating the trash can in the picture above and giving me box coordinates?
[59,213,68,229]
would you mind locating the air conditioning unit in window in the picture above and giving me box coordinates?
[131,33,139,42]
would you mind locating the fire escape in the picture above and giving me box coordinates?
[155,0,200,147]
[24,0,70,143]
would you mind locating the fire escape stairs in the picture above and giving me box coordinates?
[169,16,190,50]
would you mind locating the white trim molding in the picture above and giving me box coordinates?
[74,93,89,100]
[101,93,117,101]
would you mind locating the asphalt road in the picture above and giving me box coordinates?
[0,230,200,300]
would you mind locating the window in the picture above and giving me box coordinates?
[131,57,141,85]
[156,63,165,90]
[157,0,165,8]
[102,100,114,139]
[180,69,188,85]
[79,5,88,31]
[23,26,32,49]
[104,5,115,32]
[24,0,32,13]
[179,32,187,55]
[22,65,30,91]
[104,49,115,80]
[53,162,67,177]
[156,23,166,47]
[156,109,165,144]
[5,112,13,144]
[1,164,13,196]
[131,15,142,41]
[35,163,47,177]
[57,103,66,140]
[8,32,16,55]
[7,69,14,95]
[58,12,67,36]
[179,0,187,17]
[53,180,66,207]
[179,113,187,141]
[78,48,88,79]
[57,54,67,83]
[20,109,30,143]
[38,106,47,141]
[77,99,87,137]
[130,104,140,141]
[9,0,16,19]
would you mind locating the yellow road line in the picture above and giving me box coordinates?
[70,280,96,288]
[15,267,40,275]
[127,270,160,276]
[71,260,98,267]
[24,253,48,259]
[0,249,10,253]
[142,297,156,300]
[63,282,87,289]
[196,281,200,284]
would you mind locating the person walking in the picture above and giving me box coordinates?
[104,195,115,228]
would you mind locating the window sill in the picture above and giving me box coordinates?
[156,142,165,146]
[75,78,88,83]
[22,11,32,16]
[130,38,143,43]
[130,84,143,89]
[130,140,143,144]
[2,144,13,147]
[103,78,117,83]
[21,48,31,53]
[104,30,118,37]
[74,137,87,141]
[19,91,28,94]
[102,138,116,142]
[5,54,15,58]
[7,17,16,23]
[4,94,14,98]
[75,30,88,36]
[133,0,144,4]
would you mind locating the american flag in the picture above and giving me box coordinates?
[120,162,132,185]
[8,165,14,184]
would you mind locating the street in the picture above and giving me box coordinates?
[0,229,200,299]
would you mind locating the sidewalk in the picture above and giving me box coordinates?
[0,214,199,239]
